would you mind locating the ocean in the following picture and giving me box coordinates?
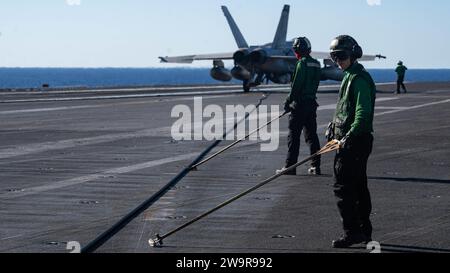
[1,68,450,89]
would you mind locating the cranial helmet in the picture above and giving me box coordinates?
[293,37,312,55]
[330,35,363,60]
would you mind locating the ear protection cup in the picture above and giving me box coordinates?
[347,36,362,59]
[352,44,363,59]
[293,37,312,55]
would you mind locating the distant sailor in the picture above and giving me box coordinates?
[327,35,376,248]
[395,61,408,94]
[277,37,322,176]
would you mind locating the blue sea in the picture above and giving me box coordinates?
[1,68,450,89]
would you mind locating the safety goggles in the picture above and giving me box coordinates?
[330,51,350,62]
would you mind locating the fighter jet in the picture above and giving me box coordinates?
[159,5,385,92]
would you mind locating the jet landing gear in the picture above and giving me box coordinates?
[243,81,262,93]
[243,80,251,92]
[243,73,264,92]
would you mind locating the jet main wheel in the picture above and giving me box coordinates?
[243,80,251,92]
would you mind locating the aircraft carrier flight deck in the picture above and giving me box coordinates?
[1,82,449,253]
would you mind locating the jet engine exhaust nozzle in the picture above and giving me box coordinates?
[249,49,268,65]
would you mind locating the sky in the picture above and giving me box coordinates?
[0,0,449,68]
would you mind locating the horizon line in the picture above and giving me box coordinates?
[1,67,450,70]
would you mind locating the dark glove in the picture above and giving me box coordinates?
[325,122,335,141]
[284,100,293,113]
[339,133,354,150]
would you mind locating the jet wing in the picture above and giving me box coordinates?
[360,54,387,61]
[270,51,386,62]
[159,52,234,64]
[267,51,330,61]
[314,52,385,61]
[311,51,333,60]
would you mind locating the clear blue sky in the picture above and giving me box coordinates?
[0,0,449,68]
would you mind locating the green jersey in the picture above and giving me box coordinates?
[333,62,376,139]
[286,55,321,103]
[395,65,408,77]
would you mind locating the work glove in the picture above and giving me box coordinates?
[325,122,335,142]
[284,100,293,113]
[339,133,354,150]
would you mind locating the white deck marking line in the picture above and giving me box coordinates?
[0,153,198,200]
[0,140,265,200]
[0,84,292,97]
[0,105,96,115]
[375,106,408,110]
[0,127,171,160]
[0,82,399,96]
[375,99,450,116]
[0,83,399,104]
[0,90,247,103]
[0,94,241,115]
[1,84,283,95]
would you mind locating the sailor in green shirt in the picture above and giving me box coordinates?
[395,61,408,94]
[276,37,322,176]
[327,35,376,248]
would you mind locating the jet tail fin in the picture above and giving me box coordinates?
[272,5,290,49]
[221,6,249,48]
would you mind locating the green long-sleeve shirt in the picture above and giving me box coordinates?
[395,65,408,77]
[333,62,376,138]
[350,77,375,135]
[286,55,321,104]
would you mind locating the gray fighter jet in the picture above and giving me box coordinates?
[159,5,385,92]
